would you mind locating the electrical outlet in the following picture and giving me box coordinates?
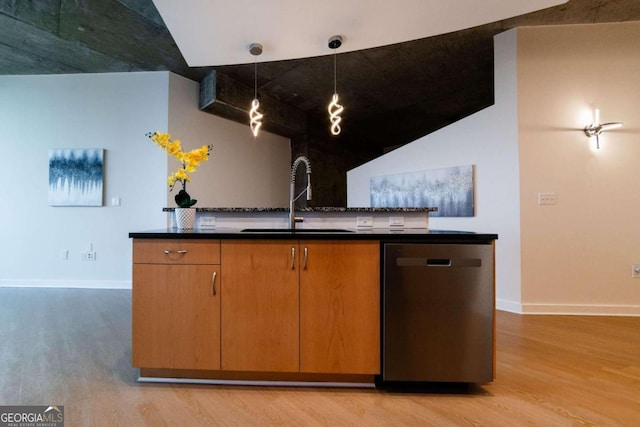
[389,216,405,227]
[538,193,557,205]
[199,216,216,229]
[356,216,373,228]
[632,264,640,278]
[82,251,97,261]
[61,250,69,261]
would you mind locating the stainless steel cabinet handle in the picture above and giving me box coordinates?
[211,271,217,295]
[164,249,187,255]
[303,247,308,270]
[291,247,296,270]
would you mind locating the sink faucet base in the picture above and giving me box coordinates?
[289,156,312,230]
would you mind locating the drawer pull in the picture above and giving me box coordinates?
[164,249,188,255]
[303,247,308,270]
[291,247,296,270]
[211,271,217,296]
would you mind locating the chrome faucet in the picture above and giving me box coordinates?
[289,156,312,229]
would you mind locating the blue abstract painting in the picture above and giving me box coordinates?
[48,149,104,206]
[370,165,474,217]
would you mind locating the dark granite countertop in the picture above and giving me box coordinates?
[129,228,497,243]
[162,207,438,213]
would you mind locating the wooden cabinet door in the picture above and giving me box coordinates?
[299,240,381,374]
[220,240,300,372]
[132,264,220,370]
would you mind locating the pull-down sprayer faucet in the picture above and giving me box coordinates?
[289,156,312,229]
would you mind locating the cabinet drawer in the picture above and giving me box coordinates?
[133,239,220,265]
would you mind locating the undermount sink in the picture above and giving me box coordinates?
[241,228,353,233]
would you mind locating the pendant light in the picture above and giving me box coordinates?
[327,35,344,136]
[248,43,264,138]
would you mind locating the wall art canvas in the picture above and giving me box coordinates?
[370,165,474,217]
[48,149,104,206]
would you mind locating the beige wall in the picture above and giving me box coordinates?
[167,73,291,208]
[518,22,640,315]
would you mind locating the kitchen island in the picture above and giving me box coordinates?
[129,224,497,387]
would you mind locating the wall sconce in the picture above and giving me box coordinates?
[248,43,264,138]
[584,108,623,149]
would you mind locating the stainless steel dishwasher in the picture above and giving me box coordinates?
[382,242,495,384]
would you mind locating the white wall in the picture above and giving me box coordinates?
[0,72,169,288]
[0,71,291,289]
[348,29,522,311]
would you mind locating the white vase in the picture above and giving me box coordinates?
[174,208,196,229]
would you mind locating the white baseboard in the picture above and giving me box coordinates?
[496,299,640,316]
[521,303,640,316]
[0,279,131,289]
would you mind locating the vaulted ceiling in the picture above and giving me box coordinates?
[2,0,639,160]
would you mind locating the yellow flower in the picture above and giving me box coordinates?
[147,131,213,206]
[181,152,194,163]
[152,132,171,145]
[167,140,182,156]
[174,168,190,181]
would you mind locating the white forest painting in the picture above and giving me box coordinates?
[370,165,474,217]
[48,149,104,206]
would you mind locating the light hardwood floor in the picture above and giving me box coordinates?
[0,288,638,426]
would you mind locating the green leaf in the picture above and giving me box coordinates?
[174,190,191,207]
[174,189,198,207]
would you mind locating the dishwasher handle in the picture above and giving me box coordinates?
[396,257,481,268]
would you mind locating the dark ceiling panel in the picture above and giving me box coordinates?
[0,42,78,75]
[57,0,187,72]
[115,0,166,26]
[0,0,638,167]
[0,0,61,33]
[0,12,133,74]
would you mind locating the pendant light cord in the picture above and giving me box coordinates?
[333,53,337,95]
[254,58,258,99]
